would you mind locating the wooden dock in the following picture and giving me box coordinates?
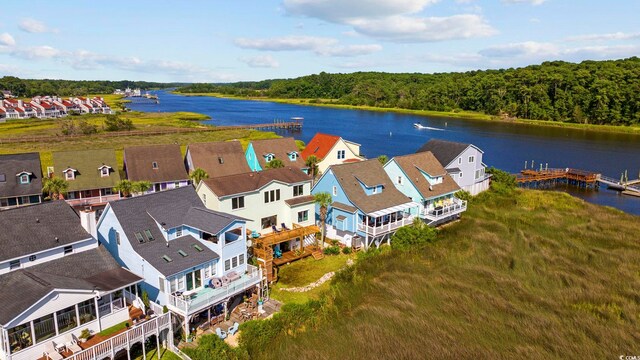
[516,168,640,196]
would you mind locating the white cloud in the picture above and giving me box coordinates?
[240,55,280,68]
[566,32,640,42]
[316,44,382,57]
[235,35,336,51]
[12,45,64,59]
[502,0,547,5]
[18,18,57,33]
[283,0,495,43]
[0,33,16,47]
[479,41,559,58]
[349,14,496,42]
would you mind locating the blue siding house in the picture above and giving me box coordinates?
[384,152,467,225]
[96,186,262,334]
[312,159,418,249]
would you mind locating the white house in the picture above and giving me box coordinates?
[0,201,143,360]
[96,186,262,335]
[301,133,364,175]
[416,139,491,195]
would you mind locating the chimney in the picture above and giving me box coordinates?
[17,100,23,107]
[80,208,98,239]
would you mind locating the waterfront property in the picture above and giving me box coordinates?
[416,139,491,196]
[245,137,307,172]
[0,201,143,360]
[51,149,121,209]
[0,96,111,121]
[312,159,419,249]
[0,153,42,210]
[301,133,364,175]
[96,186,262,334]
[384,152,466,225]
[184,141,251,178]
[123,144,190,194]
[196,167,318,281]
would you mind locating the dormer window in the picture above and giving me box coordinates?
[264,154,274,162]
[288,151,298,161]
[372,186,378,194]
[64,168,76,180]
[152,162,158,169]
[17,172,31,184]
[98,165,111,177]
[218,157,224,164]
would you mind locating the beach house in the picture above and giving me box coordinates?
[184,141,251,178]
[123,144,190,194]
[0,153,43,209]
[301,133,363,175]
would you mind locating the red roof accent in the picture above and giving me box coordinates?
[40,102,52,109]
[343,158,362,163]
[301,133,341,160]
[15,108,24,113]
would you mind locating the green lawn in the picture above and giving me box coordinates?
[96,320,128,337]
[270,254,351,304]
[240,188,640,359]
[132,347,181,360]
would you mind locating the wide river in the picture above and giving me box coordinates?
[129,90,640,216]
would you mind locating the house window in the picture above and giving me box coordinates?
[337,150,345,160]
[332,186,337,196]
[29,255,36,262]
[65,170,74,180]
[144,229,155,241]
[458,158,462,164]
[0,174,5,182]
[152,162,158,169]
[33,314,56,343]
[19,174,29,184]
[135,232,145,243]
[297,210,309,222]
[397,176,403,185]
[176,227,183,237]
[372,186,377,194]
[264,189,280,203]
[468,156,475,163]
[115,231,120,245]
[289,152,298,161]
[475,169,481,179]
[225,259,231,271]
[202,193,206,205]
[159,277,165,293]
[232,257,238,268]
[239,254,245,265]
[265,154,274,162]
[459,172,463,178]
[78,299,96,325]
[8,323,32,353]
[56,306,77,334]
[293,185,304,197]
[261,215,277,229]
[100,167,109,177]
[64,245,73,254]
[9,259,20,270]
[232,196,245,210]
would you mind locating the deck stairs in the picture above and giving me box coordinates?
[312,250,324,260]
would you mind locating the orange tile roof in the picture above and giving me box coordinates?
[301,133,340,160]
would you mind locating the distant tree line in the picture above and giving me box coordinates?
[177,57,640,126]
[0,76,184,98]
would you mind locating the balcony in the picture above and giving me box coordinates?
[167,265,262,315]
[421,199,467,222]
[357,215,415,236]
[65,194,120,207]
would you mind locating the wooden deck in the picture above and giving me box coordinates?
[272,245,315,266]
[516,168,599,186]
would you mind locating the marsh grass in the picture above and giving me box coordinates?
[243,189,640,359]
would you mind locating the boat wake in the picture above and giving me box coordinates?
[414,123,445,131]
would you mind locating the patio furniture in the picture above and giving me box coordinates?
[44,342,63,360]
[216,327,227,340]
[210,277,223,288]
[273,247,282,258]
[281,223,290,231]
[228,322,239,336]
[226,271,240,282]
[221,275,230,286]
[251,230,260,238]
[64,333,82,353]
[272,225,281,233]
[182,290,196,300]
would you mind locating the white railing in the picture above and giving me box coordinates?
[167,265,261,314]
[98,298,125,317]
[66,194,120,207]
[422,199,467,221]
[65,313,171,360]
[357,215,415,236]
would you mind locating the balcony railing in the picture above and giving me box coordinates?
[97,298,125,317]
[421,199,467,221]
[357,215,415,236]
[167,265,262,315]
[65,194,120,207]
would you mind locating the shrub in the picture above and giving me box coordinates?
[391,220,437,251]
[162,305,168,314]
[104,114,134,131]
[342,247,352,255]
[454,190,472,202]
[487,167,517,195]
[78,119,98,134]
[79,328,91,340]
[323,246,340,255]
[183,334,248,360]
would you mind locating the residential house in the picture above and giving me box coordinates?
[416,139,491,195]
[301,133,364,175]
[184,141,251,178]
[51,149,121,209]
[384,152,466,225]
[0,153,43,210]
[196,167,318,281]
[312,159,419,250]
[0,201,143,360]
[245,138,306,173]
[123,144,190,194]
[96,187,261,334]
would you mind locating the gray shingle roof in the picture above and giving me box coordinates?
[201,167,311,198]
[0,246,141,325]
[0,152,43,198]
[124,144,189,183]
[416,139,471,167]
[0,201,91,262]
[109,186,243,276]
[330,159,413,214]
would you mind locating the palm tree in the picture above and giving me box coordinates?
[377,154,388,165]
[313,192,333,248]
[43,177,69,200]
[190,168,209,186]
[132,181,152,195]
[113,179,134,197]
[265,159,284,169]
[305,155,320,184]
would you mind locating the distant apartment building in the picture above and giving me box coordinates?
[0,96,111,121]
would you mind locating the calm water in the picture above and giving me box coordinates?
[130,90,640,215]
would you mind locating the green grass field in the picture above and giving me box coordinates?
[241,188,640,359]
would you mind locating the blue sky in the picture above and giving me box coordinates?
[0,0,638,82]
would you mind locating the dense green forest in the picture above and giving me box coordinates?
[178,58,640,126]
[0,76,182,98]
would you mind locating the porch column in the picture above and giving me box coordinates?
[94,296,102,331]
[183,316,189,339]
